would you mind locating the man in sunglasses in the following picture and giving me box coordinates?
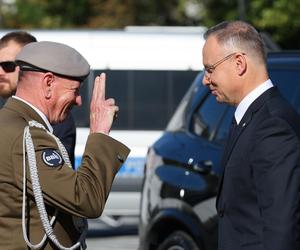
[0,31,36,100]
[0,31,76,167]
[202,21,300,250]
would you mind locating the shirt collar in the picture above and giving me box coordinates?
[235,79,273,124]
[12,96,53,133]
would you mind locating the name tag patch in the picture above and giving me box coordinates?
[42,149,63,167]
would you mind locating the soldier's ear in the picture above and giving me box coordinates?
[42,72,55,99]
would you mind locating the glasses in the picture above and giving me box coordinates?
[204,52,238,76]
[0,61,17,73]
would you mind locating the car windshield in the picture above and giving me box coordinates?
[190,95,234,142]
[166,72,206,131]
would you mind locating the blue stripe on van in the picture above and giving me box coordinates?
[74,156,145,177]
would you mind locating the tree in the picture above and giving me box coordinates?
[248,0,300,49]
[199,0,300,49]
[0,0,298,49]
[1,0,90,28]
[87,0,136,28]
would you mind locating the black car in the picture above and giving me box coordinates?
[139,52,300,250]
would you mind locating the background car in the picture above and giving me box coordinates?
[139,52,300,250]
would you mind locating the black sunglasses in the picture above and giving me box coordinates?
[0,61,17,73]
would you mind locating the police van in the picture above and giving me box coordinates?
[0,27,206,227]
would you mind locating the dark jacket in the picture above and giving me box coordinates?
[217,87,300,250]
[52,113,76,167]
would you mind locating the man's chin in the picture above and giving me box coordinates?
[0,86,15,98]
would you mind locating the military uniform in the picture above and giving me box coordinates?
[0,98,130,249]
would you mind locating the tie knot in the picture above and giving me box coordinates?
[232,117,237,127]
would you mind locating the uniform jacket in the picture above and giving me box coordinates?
[217,87,300,250]
[1,98,76,167]
[0,98,130,249]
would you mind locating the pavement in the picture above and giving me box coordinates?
[86,217,139,250]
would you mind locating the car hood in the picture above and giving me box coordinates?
[152,131,223,176]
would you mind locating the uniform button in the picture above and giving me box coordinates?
[117,154,124,163]
[218,209,224,217]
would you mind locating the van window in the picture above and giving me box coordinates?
[72,69,198,130]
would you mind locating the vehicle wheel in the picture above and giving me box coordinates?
[157,230,200,250]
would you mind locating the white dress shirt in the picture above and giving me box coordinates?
[234,79,274,125]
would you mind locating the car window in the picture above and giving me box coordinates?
[167,72,207,131]
[191,94,228,140]
[269,67,300,114]
[214,107,235,144]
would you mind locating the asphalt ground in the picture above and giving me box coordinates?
[86,217,139,250]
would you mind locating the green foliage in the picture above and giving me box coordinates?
[1,0,90,28]
[199,0,300,49]
[135,0,193,25]
[248,0,300,49]
[200,0,238,27]
[0,0,298,49]
[87,0,136,28]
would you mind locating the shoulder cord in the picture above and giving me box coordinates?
[22,120,87,250]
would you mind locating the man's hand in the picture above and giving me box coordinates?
[90,73,118,134]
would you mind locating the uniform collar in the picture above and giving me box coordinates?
[12,96,53,133]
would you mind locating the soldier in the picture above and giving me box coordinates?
[0,31,77,167]
[0,41,130,249]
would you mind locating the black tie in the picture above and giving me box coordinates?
[226,116,238,146]
[229,117,237,139]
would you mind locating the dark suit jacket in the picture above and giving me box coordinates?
[52,113,76,167]
[217,87,300,250]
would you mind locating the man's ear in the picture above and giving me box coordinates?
[235,53,247,76]
[42,72,55,99]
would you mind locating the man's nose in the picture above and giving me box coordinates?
[202,73,211,86]
[75,95,82,107]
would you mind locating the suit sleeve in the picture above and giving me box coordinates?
[12,127,130,218]
[251,117,300,250]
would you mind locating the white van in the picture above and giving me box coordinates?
[0,27,206,227]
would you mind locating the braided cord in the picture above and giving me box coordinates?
[22,120,87,250]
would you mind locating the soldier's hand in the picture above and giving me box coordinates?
[90,73,118,134]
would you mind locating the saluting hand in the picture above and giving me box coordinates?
[90,73,119,134]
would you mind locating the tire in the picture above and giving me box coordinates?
[157,230,200,250]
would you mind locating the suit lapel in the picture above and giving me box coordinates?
[216,113,252,206]
[216,86,279,206]
[221,114,252,166]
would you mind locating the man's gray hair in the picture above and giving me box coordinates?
[204,21,267,65]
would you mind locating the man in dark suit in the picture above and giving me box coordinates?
[202,21,300,250]
[0,31,76,166]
